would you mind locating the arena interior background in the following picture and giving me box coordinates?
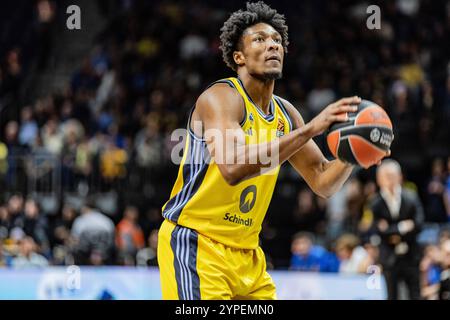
[0,0,449,299]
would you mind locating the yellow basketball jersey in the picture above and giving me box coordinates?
[162,77,293,249]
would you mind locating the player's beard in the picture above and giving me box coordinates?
[252,70,282,81]
[263,70,282,80]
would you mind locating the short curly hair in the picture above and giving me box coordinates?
[220,1,289,71]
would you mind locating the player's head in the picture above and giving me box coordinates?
[220,1,289,80]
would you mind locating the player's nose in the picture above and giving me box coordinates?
[267,39,280,50]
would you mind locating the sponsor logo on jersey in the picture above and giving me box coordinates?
[249,112,255,123]
[239,185,257,213]
[222,185,257,227]
[276,117,285,137]
[223,213,253,227]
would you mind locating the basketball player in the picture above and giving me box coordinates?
[158,1,389,299]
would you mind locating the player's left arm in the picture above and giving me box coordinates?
[280,98,355,199]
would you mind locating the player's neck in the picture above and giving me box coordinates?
[237,71,274,115]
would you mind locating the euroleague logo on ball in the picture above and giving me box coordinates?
[369,128,393,148]
[370,128,381,143]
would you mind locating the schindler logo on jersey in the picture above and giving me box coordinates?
[223,185,256,227]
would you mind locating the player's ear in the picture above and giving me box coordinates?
[233,51,245,67]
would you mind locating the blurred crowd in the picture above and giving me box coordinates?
[0,0,450,299]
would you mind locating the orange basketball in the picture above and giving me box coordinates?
[326,99,394,168]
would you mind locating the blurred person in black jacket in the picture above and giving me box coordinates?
[371,159,424,300]
[439,239,450,300]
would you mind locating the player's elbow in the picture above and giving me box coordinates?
[310,182,335,199]
[312,189,332,199]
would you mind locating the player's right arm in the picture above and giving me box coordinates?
[193,84,355,186]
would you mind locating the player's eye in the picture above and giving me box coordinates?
[274,38,282,44]
[254,37,264,42]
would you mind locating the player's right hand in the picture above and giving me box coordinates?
[307,96,361,136]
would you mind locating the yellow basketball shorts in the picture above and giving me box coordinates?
[157,219,277,300]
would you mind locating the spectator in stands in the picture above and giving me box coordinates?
[335,234,372,274]
[62,119,86,182]
[134,114,163,169]
[53,204,77,245]
[3,48,22,103]
[0,241,5,267]
[52,204,77,265]
[70,200,115,265]
[41,118,63,156]
[306,76,336,116]
[440,228,450,245]
[343,178,365,235]
[6,193,24,228]
[289,232,339,272]
[4,122,27,191]
[141,207,164,239]
[18,106,38,147]
[325,181,349,242]
[439,239,450,300]
[136,229,159,267]
[0,141,8,180]
[116,206,145,265]
[74,137,93,186]
[444,157,450,221]
[11,236,48,269]
[420,244,442,299]
[291,188,326,236]
[100,137,128,182]
[0,205,10,240]
[357,181,378,235]
[371,160,424,300]
[425,158,448,223]
[24,134,55,189]
[13,198,49,255]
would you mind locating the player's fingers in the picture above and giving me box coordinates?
[333,105,358,114]
[331,114,349,122]
[336,96,361,106]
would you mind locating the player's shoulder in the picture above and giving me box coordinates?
[195,79,244,120]
[197,79,241,106]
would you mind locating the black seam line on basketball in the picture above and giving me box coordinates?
[328,120,355,132]
[340,134,388,153]
[332,124,393,132]
[339,134,388,153]
[337,137,358,164]
[337,124,393,139]
[337,126,393,141]
[336,130,341,158]
[347,136,360,166]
